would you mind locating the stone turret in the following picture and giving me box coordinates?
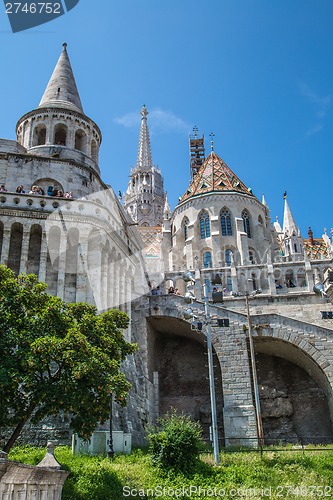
[124,105,165,227]
[16,43,102,173]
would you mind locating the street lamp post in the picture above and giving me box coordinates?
[182,271,220,465]
[245,293,264,447]
[202,282,220,465]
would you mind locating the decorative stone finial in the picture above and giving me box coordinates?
[63,42,67,49]
[141,104,148,119]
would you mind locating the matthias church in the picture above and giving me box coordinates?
[1,44,333,448]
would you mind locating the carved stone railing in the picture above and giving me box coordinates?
[0,442,68,500]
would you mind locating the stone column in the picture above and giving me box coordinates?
[38,230,48,283]
[76,238,89,303]
[19,228,31,274]
[0,227,11,266]
[56,235,67,300]
[213,324,258,447]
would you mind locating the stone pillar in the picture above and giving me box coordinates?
[119,264,126,310]
[0,227,11,265]
[107,258,114,309]
[76,239,89,303]
[213,325,258,447]
[38,230,48,283]
[56,235,67,300]
[19,228,31,274]
[236,217,249,266]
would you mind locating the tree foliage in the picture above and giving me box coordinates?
[148,409,204,472]
[0,265,137,452]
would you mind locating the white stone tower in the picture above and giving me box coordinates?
[124,105,165,227]
[16,42,102,178]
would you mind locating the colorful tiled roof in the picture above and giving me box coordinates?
[303,238,330,260]
[138,226,162,258]
[180,151,254,202]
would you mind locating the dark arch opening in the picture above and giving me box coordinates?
[147,315,224,443]
[255,337,333,444]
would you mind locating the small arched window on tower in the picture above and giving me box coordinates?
[203,251,212,268]
[199,211,210,239]
[75,129,87,153]
[54,123,67,146]
[249,250,255,264]
[225,249,232,267]
[91,139,98,164]
[220,208,232,236]
[251,273,257,291]
[183,217,189,241]
[242,209,251,238]
[32,124,46,147]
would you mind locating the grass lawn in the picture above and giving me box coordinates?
[8,445,333,499]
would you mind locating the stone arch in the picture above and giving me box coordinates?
[54,123,67,146]
[147,314,224,441]
[8,223,23,275]
[254,334,333,443]
[75,129,87,153]
[32,178,64,197]
[32,124,46,147]
[27,224,42,276]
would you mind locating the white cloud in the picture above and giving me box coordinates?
[300,82,331,137]
[114,107,190,134]
[300,82,331,119]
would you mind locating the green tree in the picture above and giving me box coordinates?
[0,265,137,453]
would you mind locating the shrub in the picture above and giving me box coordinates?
[147,409,204,472]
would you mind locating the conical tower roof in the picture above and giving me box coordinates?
[282,196,299,236]
[38,43,83,113]
[180,151,253,202]
[136,105,153,169]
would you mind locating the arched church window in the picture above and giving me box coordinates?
[220,208,232,236]
[203,251,212,268]
[242,210,251,238]
[183,217,189,241]
[54,124,67,146]
[32,124,46,147]
[225,249,232,266]
[258,215,263,224]
[227,275,233,291]
[199,211,210,239]
[75,129,87,153]
[249,250,255,264]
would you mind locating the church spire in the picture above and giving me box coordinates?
[283,194,300,237]
[39,43,83,114]
[137,105,153,169]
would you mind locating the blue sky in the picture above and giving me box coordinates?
[0,0,332,237]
